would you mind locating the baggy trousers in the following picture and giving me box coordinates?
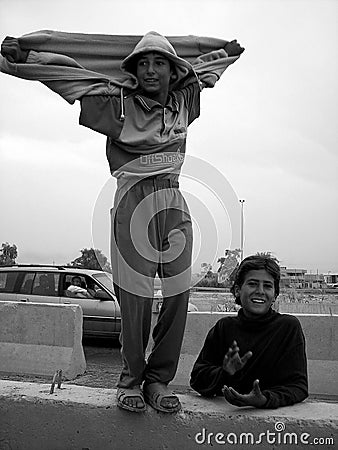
[111,177,193,388]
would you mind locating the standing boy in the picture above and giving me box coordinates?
[1,31,244,412]
[190,255,308,408]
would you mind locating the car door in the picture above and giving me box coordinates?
[61,273,117,337]
[17,271,61,304]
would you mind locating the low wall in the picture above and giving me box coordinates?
[0,301,86,379]
[0,380,337,450]
[151,312,338,397]
[188,292,338,315]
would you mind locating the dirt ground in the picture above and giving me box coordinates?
[1,339,122,389]
[0,338,194,395]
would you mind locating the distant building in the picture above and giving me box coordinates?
[323,273,338,286]
[303,273,325,289]
[280,267,306,289]
[281,267,326,289]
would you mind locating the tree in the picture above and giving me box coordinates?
[217,249,241,272]
[69,248,112,272]
[195,271,219,288]
[217,249,241,286]
[0,242,18,266]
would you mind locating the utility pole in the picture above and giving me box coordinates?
[239,199,245,261]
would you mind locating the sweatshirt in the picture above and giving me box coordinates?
[190,309,308,409]
[0,30,241,180]
[0,30,240,103]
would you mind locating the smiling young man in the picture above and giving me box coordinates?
[190,255,308,409]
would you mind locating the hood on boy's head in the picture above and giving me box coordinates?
[121,31,194,87]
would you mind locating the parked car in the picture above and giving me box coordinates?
[0,265,120,338]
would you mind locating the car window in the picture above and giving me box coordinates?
[32,272,60,296]
[92,272,114,293]
[19,272,36,294]
[63,274,101,299]
[0,271,19,293]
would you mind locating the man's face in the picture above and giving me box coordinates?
[235,269,276,318]
[72,277,82,287]
[136,52,173,100]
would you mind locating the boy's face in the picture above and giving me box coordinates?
[235,269,276,318]
[136,52,173,100]
[72,277,82,287]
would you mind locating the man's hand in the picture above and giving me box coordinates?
[225,40,245,57]
[222,340,252,376]
[222,379,267,408]
[1,36,28,63]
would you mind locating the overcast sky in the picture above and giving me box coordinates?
[0,0,337,274]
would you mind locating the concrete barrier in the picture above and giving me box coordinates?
[188,292,338,315]
[0,301,86,379]
[155,312,338,397]
[0,380,337,450]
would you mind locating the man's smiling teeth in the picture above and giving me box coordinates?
[252,298,265,303]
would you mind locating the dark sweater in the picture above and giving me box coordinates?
[190,309,308,409]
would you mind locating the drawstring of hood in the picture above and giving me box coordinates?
[120,87,125,121]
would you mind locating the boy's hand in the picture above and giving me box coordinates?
[222,340,252,375]
[222,379,267,408]
[225,40,245,57]
[1,36,28,63]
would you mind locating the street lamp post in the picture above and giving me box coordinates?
[239,199,245,261]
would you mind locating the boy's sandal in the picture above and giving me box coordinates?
[143,382,181,413]
[116,386,146,412]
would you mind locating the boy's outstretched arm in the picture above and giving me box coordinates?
[0,35,119,103]
[1,35,87,69]
[1,36,28,63]
[191,38,244,90]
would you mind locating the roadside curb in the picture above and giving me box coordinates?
[1,380,337,449]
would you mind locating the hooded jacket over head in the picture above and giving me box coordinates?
[0,30,243,180]
[121,31,195,89]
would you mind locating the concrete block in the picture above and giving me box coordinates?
[0,301,86,379]
[151,312,338,396]
[0,380,337,450]
[308,360,338,397]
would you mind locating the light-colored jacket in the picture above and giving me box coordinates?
[0,30,241,103]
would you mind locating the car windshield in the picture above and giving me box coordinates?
[93,272,114,293]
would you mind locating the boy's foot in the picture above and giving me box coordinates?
[116,386,146,412]
[143,382,181,413]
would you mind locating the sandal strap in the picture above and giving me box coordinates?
[117,387,144,401]
[144,383,179,401]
